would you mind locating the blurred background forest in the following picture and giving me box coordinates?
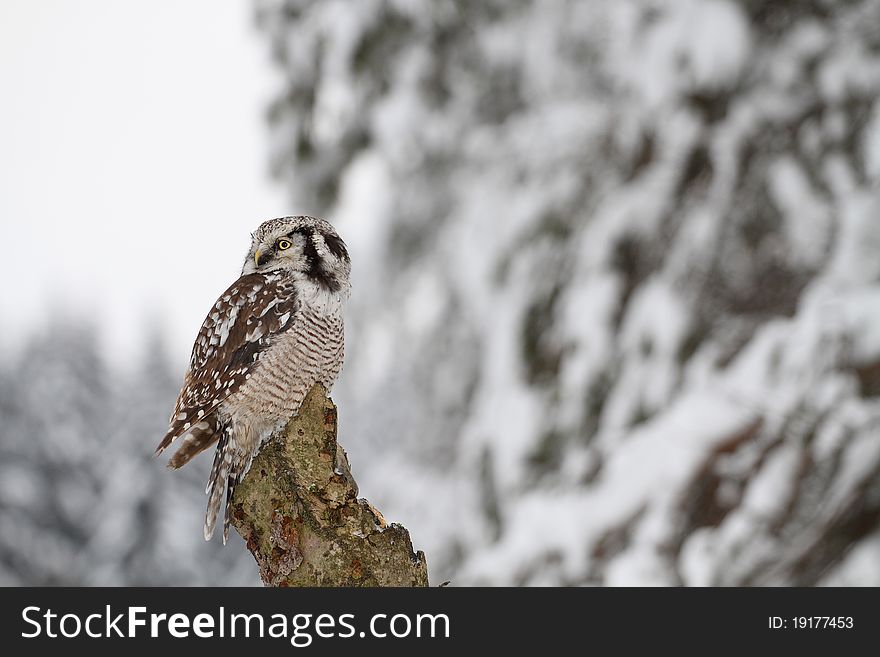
[3,0,880,586]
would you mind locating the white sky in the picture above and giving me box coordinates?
[0,0,287,368]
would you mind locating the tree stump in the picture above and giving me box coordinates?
[230,383,429,586]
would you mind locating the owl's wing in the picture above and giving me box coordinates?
[156,271,298,464]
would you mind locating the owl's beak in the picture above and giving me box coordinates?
[254,250,262,267]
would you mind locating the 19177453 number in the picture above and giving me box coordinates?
[768,616,854,629]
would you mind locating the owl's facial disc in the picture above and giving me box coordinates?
[250,232,306,272]
[242,217,351,294]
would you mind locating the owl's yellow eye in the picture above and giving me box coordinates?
[277,239,292,251]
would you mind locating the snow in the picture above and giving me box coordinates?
[462,392,755,584]
[768,156,832,268]
[603,277,690,431]
[740,445,802,518]
[864,102,880,183]
[615,0,751,107]
[820,531,880,586]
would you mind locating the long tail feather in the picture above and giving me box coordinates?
[204,429,230,541]
[167,419,220,469]
[221,443,261,544]
[157,411,219,461]
[223,472,239,545]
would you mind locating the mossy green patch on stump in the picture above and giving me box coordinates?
[230,384,429,587]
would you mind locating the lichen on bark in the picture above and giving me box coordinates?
[230,383,429,587]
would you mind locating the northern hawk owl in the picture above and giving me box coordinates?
[156,216,350,543]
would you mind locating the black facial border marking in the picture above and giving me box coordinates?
[322,230,350,262]
[287,227,340,292]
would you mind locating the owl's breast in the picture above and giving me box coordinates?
[222,296,345,424]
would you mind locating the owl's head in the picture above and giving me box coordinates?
[242,216,351,293]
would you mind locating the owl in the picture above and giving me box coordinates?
[156,216,351,543]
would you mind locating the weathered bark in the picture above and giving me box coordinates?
[230,384,429,586]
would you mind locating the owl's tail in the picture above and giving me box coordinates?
[157,415,221,470]
[204,427,264,544]
[223,472,240,545]
[204,427,249,545]
[204,428,231,542]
